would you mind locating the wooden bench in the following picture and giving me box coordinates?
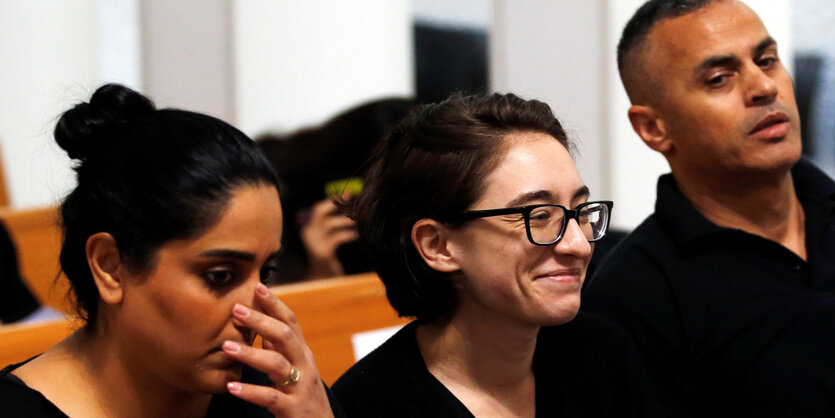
[0,272,407,385]
[0,206,69,313]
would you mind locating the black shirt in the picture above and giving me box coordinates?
[332,313,663,417]
[0,358,346,417]
[583,159,835,418]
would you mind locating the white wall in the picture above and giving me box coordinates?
[0,1,413,208]
[232,0,414,136]
[491,0,609,203]
[0,0,141,209]
[605,0,792,229]
[141,0,233,121]
[412,0,492,28]
[99,0,142,90]
[0,0,797,212]
[0,1,99,208]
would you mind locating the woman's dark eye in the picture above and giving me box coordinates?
[260,265,279,284]
[202,269,235,287]
[529,210,553,223]
[531,211,550,220]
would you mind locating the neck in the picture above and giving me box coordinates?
[416,299,539,392]
[68,327,212,418]
[673,166,806,260]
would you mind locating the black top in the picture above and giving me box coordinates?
[0,358,346,417]
[583,159,835,418]
[332,313,663,417]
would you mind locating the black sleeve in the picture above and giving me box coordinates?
[588,314,667,418]
[583,250,697,418]
[540,314,666,418]
[324,382,348,418]
[0,370,67,418]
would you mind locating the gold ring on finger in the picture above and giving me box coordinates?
[280,365,300,386]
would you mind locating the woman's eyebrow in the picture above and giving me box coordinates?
[199,249,256,261]
[505,190,555,208]
[505,185,590,208]
[573,185,590,200]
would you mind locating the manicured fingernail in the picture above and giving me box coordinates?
[256,283,270,297]
[227,382,241,393]
[233,304,250,318]
[223,340,241,353]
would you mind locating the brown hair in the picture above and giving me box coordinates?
[349,92,570,322]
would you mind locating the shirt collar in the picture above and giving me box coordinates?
[654,173,722,247]
[654,158,835,248]
[792,158,835,204]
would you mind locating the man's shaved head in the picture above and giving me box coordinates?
[618,0,718,104]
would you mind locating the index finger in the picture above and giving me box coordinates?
[310,198,341,218]
[254,283,305,340]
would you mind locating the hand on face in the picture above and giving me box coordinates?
[222,283,334,418]
[300,198,359,278]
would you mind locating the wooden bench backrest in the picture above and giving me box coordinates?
[273,273,408,383]
[0,206,69,313]
[0,272,407,385]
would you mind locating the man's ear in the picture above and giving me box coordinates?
[85,232,126,306]
[411,219,460,273]
[628,105,674,155]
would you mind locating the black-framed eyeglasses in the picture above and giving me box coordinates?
[444,200,613,246]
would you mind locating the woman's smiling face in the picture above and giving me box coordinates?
[112,184,283,394]
[446,131,593,327]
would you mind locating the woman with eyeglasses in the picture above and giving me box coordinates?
[332,93,662,417]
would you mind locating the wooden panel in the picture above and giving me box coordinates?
[0,273,407,385]
[0,206,69,313]
[273,273,409,384]
[0,319,77,366]
[0,145,10,207]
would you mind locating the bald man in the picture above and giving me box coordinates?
[583,1,835,417]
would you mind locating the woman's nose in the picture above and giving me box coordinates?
[553,218,592,259]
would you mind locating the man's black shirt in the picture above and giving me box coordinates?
[583,159,835,417]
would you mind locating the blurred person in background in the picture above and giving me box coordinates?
[258,98,416,282]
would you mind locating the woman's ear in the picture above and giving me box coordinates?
[85,232,126,306]
[628,105,674,156]
[411,219,460,273]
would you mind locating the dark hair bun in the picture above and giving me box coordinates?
[55,83,155,161]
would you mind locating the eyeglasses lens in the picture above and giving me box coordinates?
[580,203,609,241]
[528,203,609,244]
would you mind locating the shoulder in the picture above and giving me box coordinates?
[584,215,676,302]
[595,215,671,271]
[332,322,417,396]
[558,311,630,337]
[539,312,635,359]
[538,313,633,371]
[537,315,664,417]
[0,364,68,418]
[332,322,464,417]
[581,217,684,346]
